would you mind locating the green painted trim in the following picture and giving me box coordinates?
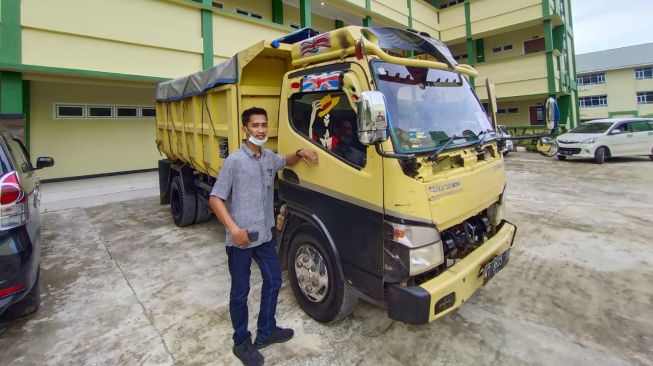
[466,38,475,66]
[0,0,22,64]
[201,7,214,70]
[23,81,30,152]
[543,20,556,95]
[430,0,441,9]
[0,62,169,83]
[365,0,371,10]
[363,16,372,27]
[475,38,485,63]
[0,72,23,113]
[608,110,639,118]
[300,0,311,28]
[407,0,413,28]
[335,19,344,29]
[542,0,550,17]
[272,0,284,24]
[464,0,472,37]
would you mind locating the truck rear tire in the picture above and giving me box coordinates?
[288,229,357,323]
[170,176,196,227]
[3,269,41,319]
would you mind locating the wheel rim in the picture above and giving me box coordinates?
[294,244,329,303]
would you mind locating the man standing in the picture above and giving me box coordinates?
[209,107,319,366]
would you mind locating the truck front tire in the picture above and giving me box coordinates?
[170,176,196,227]
[288,229,357,323]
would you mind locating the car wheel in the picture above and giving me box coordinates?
[503,151,509,156]
[170,176,196,227]
[594,147,607,164]
[288,228,357,323]
[556,155,566,161]
[2,269,41,319]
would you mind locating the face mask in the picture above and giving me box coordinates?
[248,134,268,146]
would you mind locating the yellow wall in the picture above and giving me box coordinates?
[212,14,287,60]
[483,25,543,63]
[579,67,653,119]
[411,1,439,36]
[495,99,542,126]
[29,80,160,180]
[21,0,203,78]
[470,0,542,37]
[475,53,549,100]
[439,4,466,42]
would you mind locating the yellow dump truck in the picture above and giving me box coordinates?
[155,26,516,324]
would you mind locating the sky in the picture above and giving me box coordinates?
[572,0,653,54]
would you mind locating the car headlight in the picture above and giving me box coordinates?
[384,222,444,276]
[581,138,596,144]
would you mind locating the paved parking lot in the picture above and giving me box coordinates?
[1,152,652,366]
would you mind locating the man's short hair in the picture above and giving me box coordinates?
[242,107,268,126]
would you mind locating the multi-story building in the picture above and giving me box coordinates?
[576,43,653,122]
[0,0,578,179]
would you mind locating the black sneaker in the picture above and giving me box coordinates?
[232,337,264,366]
[254,327,294,349]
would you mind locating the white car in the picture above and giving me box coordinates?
[556,118,653,164]
[497,125,514,155]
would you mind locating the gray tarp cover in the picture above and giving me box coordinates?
[155,56,238,101]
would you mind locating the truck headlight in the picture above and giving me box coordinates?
[408,243,444,276]
[385,222,444,276]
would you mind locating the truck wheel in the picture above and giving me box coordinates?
[288,229,357,323]
[2,269,41,319]
[556,155,566,161]
[170,176,196,227]
[594,147,607,164]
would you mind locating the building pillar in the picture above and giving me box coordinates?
[300,0,311,28]
[0,72,23,114]
[464,0,475,87]
[363,0,372,27]
[272,0,284,25]
[407,0,413,28]
[201,0,214,70]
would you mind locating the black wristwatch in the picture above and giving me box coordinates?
[295,148,303,157]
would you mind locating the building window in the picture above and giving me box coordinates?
[55,104,85,118]
[507,107,519,114]
[235,8,262,20]
[236,8,248,16]
[140,107,156,118]
[497,108,506,114]
[453,53,468,61]
[492,47,502,53]
[524,38,545,54]
[577,73,606,85]
[637,91,653,104]
[635,67,653,80]
[212,1,223,8]
[492,44,513,54]
[503,44,513,51]
[116,106,139,118]
[87,105,113,118]
[579,95,608,108]
[289,23,300,30]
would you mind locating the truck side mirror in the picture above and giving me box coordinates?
[545,96,559,131]
[356,91,389,145]
[35,157,55,170]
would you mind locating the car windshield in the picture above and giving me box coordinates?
[570,122,613,133]
[373,61,494,154]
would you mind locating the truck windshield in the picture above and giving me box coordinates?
[372,61,494,154]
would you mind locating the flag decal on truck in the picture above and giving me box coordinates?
[300,33,331,56]
[301,71,342,92]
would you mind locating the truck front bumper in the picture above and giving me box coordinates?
[386,220,516,324]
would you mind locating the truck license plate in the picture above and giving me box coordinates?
[482,249,510,285]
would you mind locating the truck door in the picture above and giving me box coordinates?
[277,65,385,300]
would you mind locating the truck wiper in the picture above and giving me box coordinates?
[473,129,493,153]
[427,134,466,161]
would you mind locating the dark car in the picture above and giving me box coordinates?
[0,128,53,319]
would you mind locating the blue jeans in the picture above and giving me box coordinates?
[226,240,282,345]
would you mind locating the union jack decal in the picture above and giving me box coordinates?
[301,72,342,92]
[300,34,331,56]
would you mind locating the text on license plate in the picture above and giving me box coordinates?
[481,249,510,285]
